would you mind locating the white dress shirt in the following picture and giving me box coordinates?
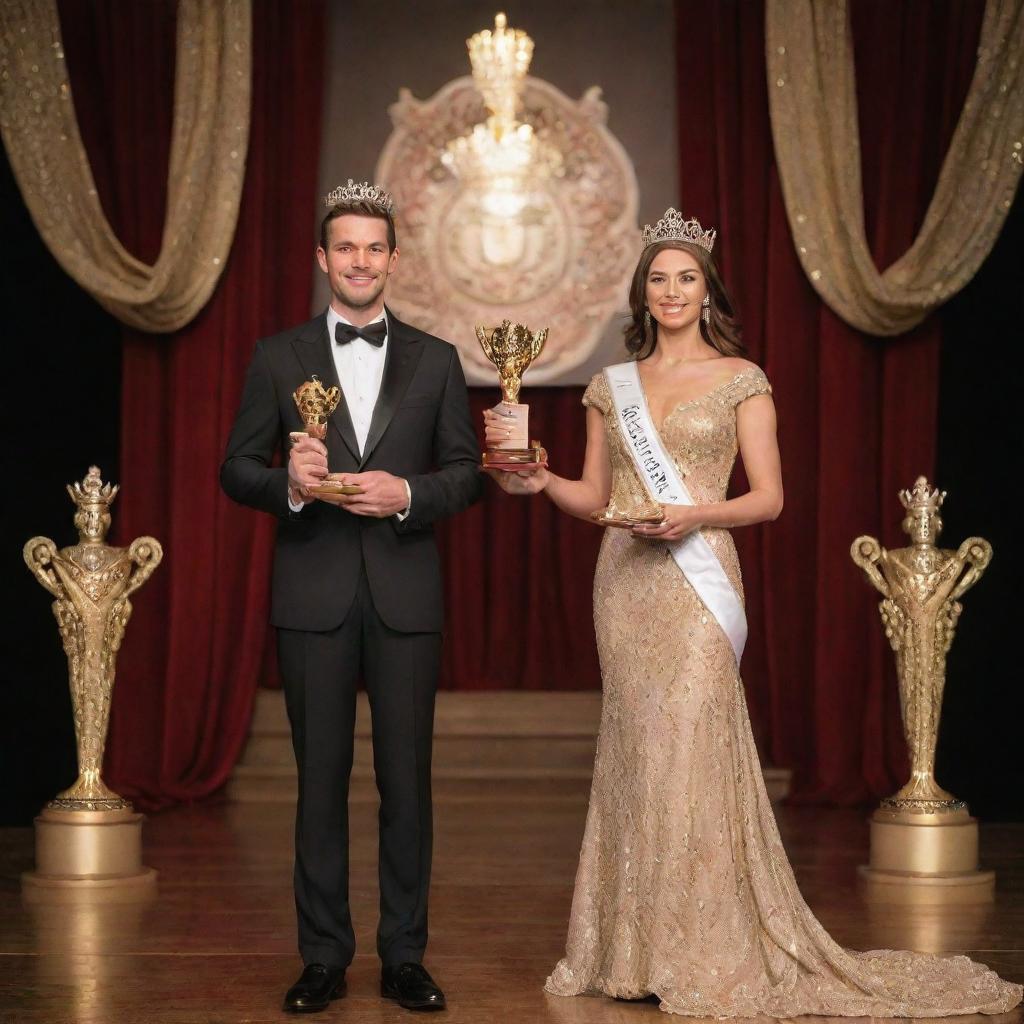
[288,307,411,518]
[328,306,389,453]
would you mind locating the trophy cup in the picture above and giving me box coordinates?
[22,466,162,897]
[477,320,549,470]
[851,476,994,903]
[291,375,362,495]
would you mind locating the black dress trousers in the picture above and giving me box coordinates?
[276,569,441,970]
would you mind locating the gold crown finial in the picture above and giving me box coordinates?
[898,476,946,514]
[323,178,395,215]
[67,466,118,511]
[641,208,717,253]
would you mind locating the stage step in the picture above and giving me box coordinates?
[227,690,792,802]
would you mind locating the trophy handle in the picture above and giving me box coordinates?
[949,537,992,602]
[23,536,64,600]
[850,535,889,597]
[124,537,164,598]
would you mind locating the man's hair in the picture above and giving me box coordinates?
[319,201,397,252]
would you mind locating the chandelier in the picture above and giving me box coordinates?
[441,12,562,219]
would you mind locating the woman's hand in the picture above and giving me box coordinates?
[632,503,703,541]
[484,465,549,495]
[482,405,519,447]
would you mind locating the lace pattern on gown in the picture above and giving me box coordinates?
[546,365,1021,1016]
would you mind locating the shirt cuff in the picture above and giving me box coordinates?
[287,482,305,512]
[395,479,412,521]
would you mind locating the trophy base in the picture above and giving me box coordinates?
[308,483,364,495]
[309,474,364,496]
[23,807,157,903]
[858,805,994,904]
[482,442,548,471]
[590,506,666,529]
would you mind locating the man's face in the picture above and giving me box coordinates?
[316,214,398,313]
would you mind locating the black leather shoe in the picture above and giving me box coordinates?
[283,963,347,1013]
[381,962,446,1011]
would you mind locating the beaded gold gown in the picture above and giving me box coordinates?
[544,365,1021,1017]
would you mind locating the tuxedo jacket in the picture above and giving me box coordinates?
[220,308,483,634]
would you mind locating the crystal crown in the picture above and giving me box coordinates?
[641,208,716,252]
[324,179,395,215]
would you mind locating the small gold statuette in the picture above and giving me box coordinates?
[477,320,549,470]
[23,468,163,813]
[291,375,361,495]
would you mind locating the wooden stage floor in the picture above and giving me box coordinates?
[1,780,1022,1023]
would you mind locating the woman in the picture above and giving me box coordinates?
[484,210,1021,1016]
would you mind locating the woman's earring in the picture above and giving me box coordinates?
[701,295,711,324]
[643,309,652,330]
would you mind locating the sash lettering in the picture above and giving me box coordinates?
[604,362,747,665]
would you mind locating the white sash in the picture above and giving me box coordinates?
[604,362,747,664]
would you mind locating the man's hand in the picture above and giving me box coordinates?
[317,470,410,518]
[288,433,329,502]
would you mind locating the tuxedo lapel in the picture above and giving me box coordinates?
[291,314,360,463]
[360,310,424,468]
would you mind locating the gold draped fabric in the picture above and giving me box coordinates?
[766,0,1024,337]
[0,0,251,333]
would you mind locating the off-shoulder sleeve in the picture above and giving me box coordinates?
[582,371,610,415]
[723,366,772,407]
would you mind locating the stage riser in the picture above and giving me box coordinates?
[228,691,791,802]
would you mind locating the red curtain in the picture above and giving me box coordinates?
[437,388,603,691]
[673,0,984,801]
[60,0,327,809]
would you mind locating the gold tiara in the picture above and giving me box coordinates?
[67,466,118,510]
[323,179,395,215]
[641,207,716,252]
[899,476,945,513]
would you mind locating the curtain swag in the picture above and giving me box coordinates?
[0,0,251,333]
[766,0,1024,337]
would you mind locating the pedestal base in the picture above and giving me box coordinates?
[22,807,157,903]
[859,806,994,904]
[481,443,547,471]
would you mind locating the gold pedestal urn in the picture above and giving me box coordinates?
[851,477,993,904]
[22,467,162,901]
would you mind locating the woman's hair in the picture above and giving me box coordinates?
[319,200,397,252]
[623,240,744,358]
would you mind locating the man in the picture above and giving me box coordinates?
[221,180,482,1013]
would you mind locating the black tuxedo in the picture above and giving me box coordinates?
[221,309,482,632]
[221,308,482,969]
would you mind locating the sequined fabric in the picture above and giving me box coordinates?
[0,1,250,332]
[766,1,1023,336]
[544,366,1021,1016]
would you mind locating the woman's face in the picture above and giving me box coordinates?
[645,248,707,332]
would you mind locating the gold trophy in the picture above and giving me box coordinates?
[851,476,994,903]
[291,375,362,495]
[477,320,549,469]
[22,466,162,897]
[590,499,666,530]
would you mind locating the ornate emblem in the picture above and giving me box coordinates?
[376,78,639,384]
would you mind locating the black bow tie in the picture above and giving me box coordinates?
[335,320,386,347]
